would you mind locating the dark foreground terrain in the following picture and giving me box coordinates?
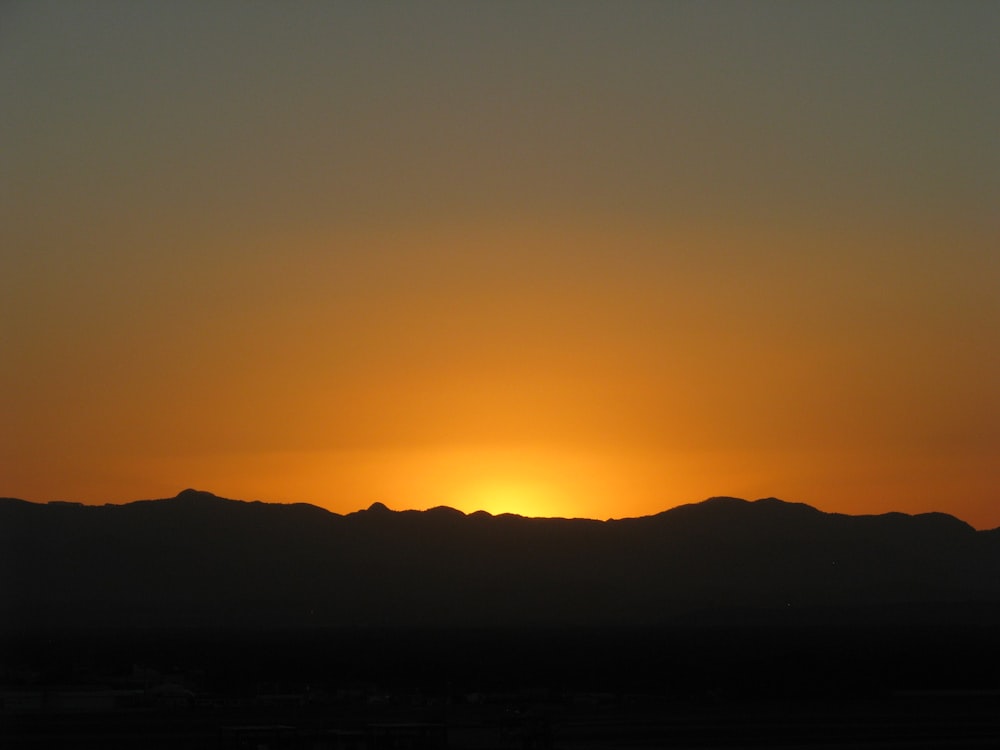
[5,493,1000,746]
[3,624,1000,749]
[6,492,1000,632]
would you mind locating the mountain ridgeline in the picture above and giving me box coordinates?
[4,491,1000,632]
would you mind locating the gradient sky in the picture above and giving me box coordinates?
[2,1,998,527]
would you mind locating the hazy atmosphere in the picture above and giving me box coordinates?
[2,1,998,526]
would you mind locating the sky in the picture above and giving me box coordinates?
[2,1,998,527]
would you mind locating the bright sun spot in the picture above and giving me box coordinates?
[460,480,562,518]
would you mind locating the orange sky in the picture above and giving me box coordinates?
[2,3,998,527]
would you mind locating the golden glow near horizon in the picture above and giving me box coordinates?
[2,4,999,528]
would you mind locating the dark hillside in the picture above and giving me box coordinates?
[3,491,999,632]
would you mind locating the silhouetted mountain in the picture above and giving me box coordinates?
[3,491,1000,632]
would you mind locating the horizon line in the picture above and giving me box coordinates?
[3,488,990,530]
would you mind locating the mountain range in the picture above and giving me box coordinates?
[4,490,1000,632]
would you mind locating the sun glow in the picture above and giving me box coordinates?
[459,479,564,519]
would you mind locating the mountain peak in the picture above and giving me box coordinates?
[174,488,222,501]
[425,505,465,517]
[366,501,392,513]
[703,496,750,507]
